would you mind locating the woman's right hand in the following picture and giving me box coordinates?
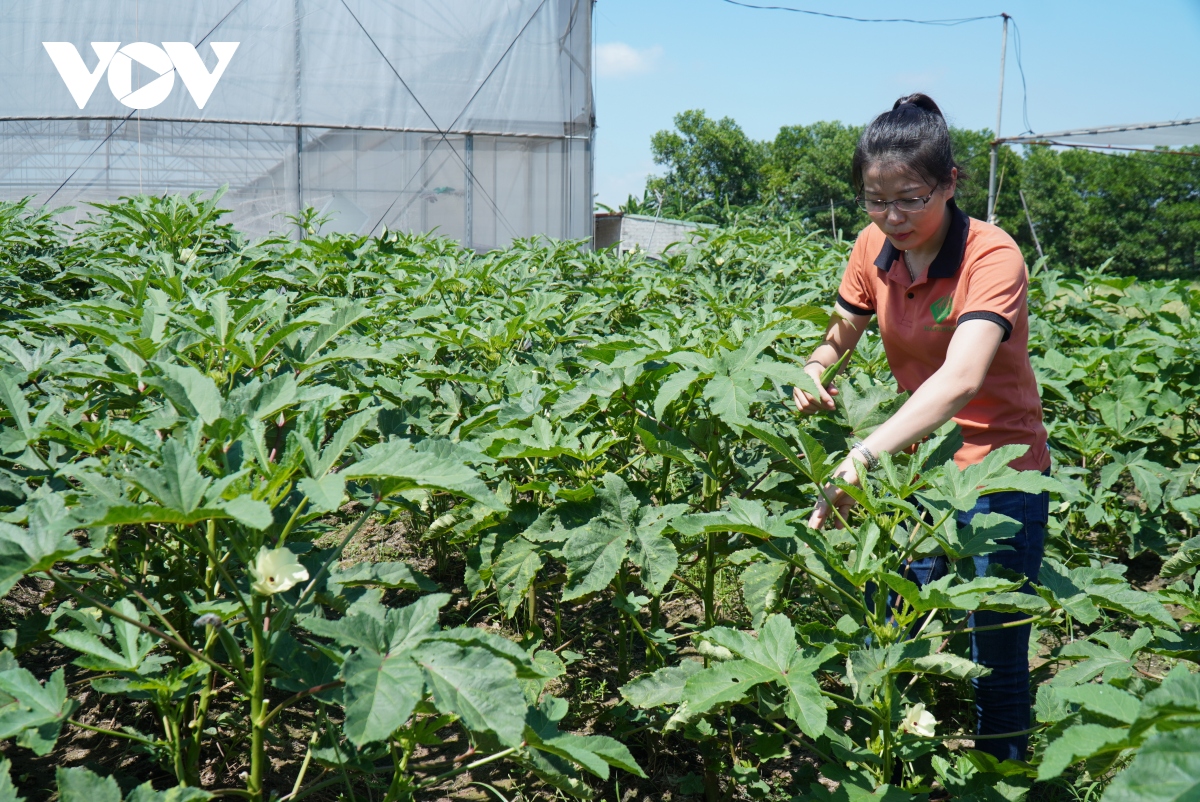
[792,362,838,415]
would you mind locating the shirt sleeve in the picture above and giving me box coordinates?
[956,240,1027,342]
[835,228,876,318]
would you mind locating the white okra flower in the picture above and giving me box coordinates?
[899,703,937,738]
[249,546,309,596]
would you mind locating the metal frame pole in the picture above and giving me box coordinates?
[986,13,1009,224]
[464,133,474,250]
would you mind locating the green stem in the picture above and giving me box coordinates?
[703,530,718,629]
[526,580,537,632]
[821,691,884,723]
[615,569,630,682]
[907,724,1044,741]
[184,627,221,784]
[247,596,268,801]
[765,717,836,764]
[756,537,866,614]
[44,570,247,692]
[413,746,522,792]
[169,709,186,784]
[909,615,1044,642]
[895,507,956,567]
[671,572,704,598]
[657,453,673,506]
[69,718,159,747]
[191,522,253,615]
[880,679,894,784]
[286,729,321,800]
[261,681,344,728]
[273,499,379,636]
[276,496,309,548]
[205,519,218,600]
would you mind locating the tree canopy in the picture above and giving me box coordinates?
[627,109,1200,279]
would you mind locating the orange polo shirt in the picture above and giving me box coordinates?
[835,200,1050,473]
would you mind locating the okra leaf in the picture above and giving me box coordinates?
[218,495,273,530]
[703,374,755,430]
[539,733,646,780]
[296,474,346,514]
[148,362,223,426]
[673,497,794,541]
[125,781,213,802]
[562,519,628,602]
[1056,684,1140,725]
[340,649,424,746]
[741,559,788,628]
[129,439,211,514]
[620,661,705,709]
[494,536,543,616]
[654,367,699,420]
[1036,723,1130,781]
[895,654,990,682]
[0,757,21,802]
[882,573,1023,613]
[55,767,121,802]
[0,520,81,596]
[526,699,646,779]
[1161,535,1200,579]
[342,439,503,510]
[415,641,527,747]
[677,659,779,717]
[1130,672,1200,737]
[331,561,438,592]
[629,524,680,597]
[1100,727,1200,802]
[0,667,78,755]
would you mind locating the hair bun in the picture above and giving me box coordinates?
[852,92,963,193]
[892,93,944,118]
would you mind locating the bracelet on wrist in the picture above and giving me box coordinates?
[851,440,881,472]
[804,359,825,369]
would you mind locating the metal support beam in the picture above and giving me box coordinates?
[986,13,1009,225]
[464,133,474,250]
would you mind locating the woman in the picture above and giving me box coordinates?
[793,93,1051,762]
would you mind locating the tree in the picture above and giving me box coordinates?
[634,111,1199,278]
[761,121,864,234]
[647,110,766,223]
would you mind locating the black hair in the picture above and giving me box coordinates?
[851,93,965,193]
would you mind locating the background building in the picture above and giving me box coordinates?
[0,0,593,246]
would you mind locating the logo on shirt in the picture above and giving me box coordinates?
[930,295,954,324]
[43,42,239,110]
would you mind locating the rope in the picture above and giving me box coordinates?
[717,0,1002,26]
[341,0,534,240]
[716,1,1034,140]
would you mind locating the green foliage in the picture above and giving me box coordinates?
[647,109,767,222]
[634,110,1200,277]
[0,193,1193,801]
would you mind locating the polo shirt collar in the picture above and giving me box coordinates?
[872,198,971,279]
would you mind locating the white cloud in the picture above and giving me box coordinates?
[596,42,663,79]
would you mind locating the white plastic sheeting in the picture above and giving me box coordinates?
[0,0,593,246]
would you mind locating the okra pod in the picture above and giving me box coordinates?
[819,349,851,387]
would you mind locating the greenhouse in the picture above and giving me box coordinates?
[0,0,593,246]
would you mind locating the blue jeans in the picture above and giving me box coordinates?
[903,487,1049,762]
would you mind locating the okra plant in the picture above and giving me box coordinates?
[0,192,1194,800]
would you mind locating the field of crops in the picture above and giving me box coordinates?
[0,192,1196,802]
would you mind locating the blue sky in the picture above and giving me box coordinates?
[592,0,1200,206]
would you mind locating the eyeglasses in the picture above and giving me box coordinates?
[855,188,937,215]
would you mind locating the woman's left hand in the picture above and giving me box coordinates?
[809,455,864,530]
